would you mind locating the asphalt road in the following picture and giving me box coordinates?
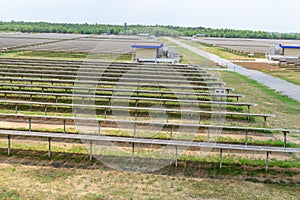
[167,38,300,102]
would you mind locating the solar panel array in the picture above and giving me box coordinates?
[0,57,298,171]
[0,32,87,49]
[0,32,150,54]
[194,37,300,54]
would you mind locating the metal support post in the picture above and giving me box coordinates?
[98,121,101,135]
[55,96,58,111]
[166,113,168,123]
[207,129,210,141]
[266,151,269,172]
[175,146,178,167]
[90,140,93,161]
[48,138,51,158]
[134,123,136,137]
[63,120,66,134]
[132,143,135,164]
[247,105,251,121]
[29,117,32,132]
[245,131,248,145]
[220,148,223,169]
[283,132,287,148]
[8,135,11,156]
[264,117,267,128]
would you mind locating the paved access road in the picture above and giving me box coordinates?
[167,37,300,102]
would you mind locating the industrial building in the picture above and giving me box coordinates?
[131,42,163,62]
[268,44,300,65]
[131,42,180,64]
[279,44,300,57]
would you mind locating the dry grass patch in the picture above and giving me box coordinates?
[0,157,299,200]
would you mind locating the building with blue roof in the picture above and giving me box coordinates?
[131,42,164,62]
[279,44,300,57]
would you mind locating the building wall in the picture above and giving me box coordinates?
[136,48,157,59]
[284,48,300,57]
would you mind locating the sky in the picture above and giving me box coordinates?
[1,0,300,33]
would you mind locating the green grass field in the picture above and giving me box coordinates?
[220,71,300,130]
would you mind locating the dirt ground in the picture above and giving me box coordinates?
[234,62,281,71]
[234,62,300,86]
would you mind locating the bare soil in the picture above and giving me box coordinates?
[234,62,280,71]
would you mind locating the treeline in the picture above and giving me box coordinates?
[174,26,300,39]
[0,21,123,35]
[0,21,299,40]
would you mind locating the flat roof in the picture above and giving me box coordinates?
[279,44,300,49]
[132,42,163,49]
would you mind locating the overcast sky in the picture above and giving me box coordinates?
[1,0,299,33]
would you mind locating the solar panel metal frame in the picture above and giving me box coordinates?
[0,113,297,133]
[0,72,225,86]
[0,99,274,119]
[0,83,241,99]
[0,77,234,92]
[1,130,299,153]
[0,67,217,81]
[0,90,257,107]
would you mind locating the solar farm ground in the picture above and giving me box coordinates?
[176,38,300,88]
[0,58,298,199]
[0,33,299,199]
[0,67,299,199]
